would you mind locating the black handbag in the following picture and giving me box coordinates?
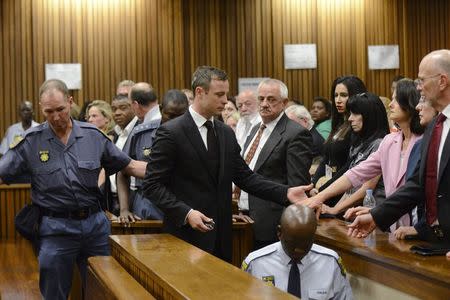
[14,203,41,242]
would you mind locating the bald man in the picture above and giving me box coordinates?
[348,50,450,257]
[0,100,39,156]
[243,205,352,299]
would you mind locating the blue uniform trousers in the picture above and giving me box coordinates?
[38,211,110,300]
[131,190,164,220]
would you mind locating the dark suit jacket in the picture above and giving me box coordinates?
[143,111,289,261]
[243,113,313,242]
[371,115,450,242]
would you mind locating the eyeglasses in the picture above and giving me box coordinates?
[414,74,441,87]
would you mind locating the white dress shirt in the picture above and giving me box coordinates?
[243,242,353,300]
[238,112,284,211]
[109,116,139,193]
[235,113,262,150]
[189,106,214,150]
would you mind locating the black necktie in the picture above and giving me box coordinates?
[287,260,301,298]
[204,120,219,177]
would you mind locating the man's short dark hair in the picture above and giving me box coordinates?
[162,89,189,108]
[191,66,228,96]
[113,94,129,102]
[130,85,158,106]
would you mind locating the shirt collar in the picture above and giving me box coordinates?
[263,112,284,132]
[189,106,214,128]
[276,241,312,267]
[441,104,450,120]
[143,105,162,124]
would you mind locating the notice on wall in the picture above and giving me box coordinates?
[45,63,82,90]
[283,44,317,69]
[238,77,270,93]
[368,45,399,70]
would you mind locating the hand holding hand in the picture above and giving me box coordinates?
[187,210,214,232]
[287,184,314,204]
[344,206,371,220]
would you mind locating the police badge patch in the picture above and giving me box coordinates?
[39,150,49,162]
[142,147,151,157]
[262,275,275,286]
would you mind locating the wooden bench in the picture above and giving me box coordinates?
[86,256,155,300]
[109,234,296,299]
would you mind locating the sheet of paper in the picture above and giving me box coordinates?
[368,45,399,70]
[45,63,82,89]
[284,44,317,69]
[238,77,270,93]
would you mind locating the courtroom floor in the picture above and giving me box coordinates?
[0,239,40,299]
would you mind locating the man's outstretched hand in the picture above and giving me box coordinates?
[287,184,314,204]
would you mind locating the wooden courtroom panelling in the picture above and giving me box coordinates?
[0,184,31,240]
[110,234,296,300]
[315,218,450,300]
[1,0,449,135]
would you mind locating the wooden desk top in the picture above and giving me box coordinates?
[315,218,450,298]
[110,234,296,300]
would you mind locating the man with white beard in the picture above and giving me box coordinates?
[235,90,261,150]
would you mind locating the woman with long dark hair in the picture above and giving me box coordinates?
[311,75,367,199]
[306,79,425,231]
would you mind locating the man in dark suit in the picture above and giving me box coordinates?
[142,66,312,262]
[237,79,313,249]
[346,50,450,257]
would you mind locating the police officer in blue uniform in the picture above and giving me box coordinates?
[118,89,189,222]
[0,79,147,300]
[242,204,353,299]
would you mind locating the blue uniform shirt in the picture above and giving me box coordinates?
[0,120,131,211]
[123,119,160,189]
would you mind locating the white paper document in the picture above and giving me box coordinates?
[45,63,82,89]
[368,45,399,70]
[284,44,317,69]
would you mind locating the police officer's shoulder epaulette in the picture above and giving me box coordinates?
[133,119,161,135]
[310,244,347,277]
[77,121,111,139]
[9,124,44,149]
[241,243,278,271]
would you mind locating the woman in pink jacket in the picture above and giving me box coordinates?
[306,79,424,232]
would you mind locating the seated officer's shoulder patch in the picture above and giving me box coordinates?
[241,260,248,271]
[337,257,347,277]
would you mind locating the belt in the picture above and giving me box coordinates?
[41,205,101,220]
[239,210,250,216]
[431,225,444,239]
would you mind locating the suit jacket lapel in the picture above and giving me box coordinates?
[253,114,287,172]
[215,120,226,183]
[182,112,217,182]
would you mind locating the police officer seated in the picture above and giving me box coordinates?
[242,204,353,299]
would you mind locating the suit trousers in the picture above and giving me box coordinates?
[38,211,110,300]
